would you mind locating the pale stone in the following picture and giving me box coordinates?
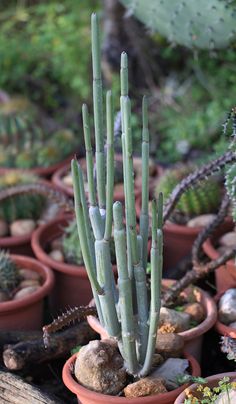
[0,219,9,237]
[62,174,73,186]
[124,377,167,398]
[13,286,40,300]
[187,214,217,228]
[219,232,236,247]
[156,333,184,358]
[49,249,64,262]
[19,269,41,281]
[215,389,236,403]
[183,302,205,323]
[228,321,236,329]
[159,307,191,332]
[10,219,36,237]
[74,339,126,395]
[219,289,236,325]
[150,358,190,390]
[19,279,40,288]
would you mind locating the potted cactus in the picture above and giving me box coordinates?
[0,250,54,330]
[0,98,79,177]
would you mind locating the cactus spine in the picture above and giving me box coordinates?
[0,251,21,294]
[120,0,236,49]
[72,13,163,377]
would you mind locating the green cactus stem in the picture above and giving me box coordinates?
[0,251,21,294]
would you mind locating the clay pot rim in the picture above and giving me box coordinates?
[0,254,54,312]
[214,291,236,338]
[0,179,62,246]
[62,351,200,403]
[87,281,217,343]
[174,372,236,403]
[0,154,74,177]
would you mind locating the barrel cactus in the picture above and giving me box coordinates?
[120,0,236,49]
[0,251,21,294]
[155,165,221,220]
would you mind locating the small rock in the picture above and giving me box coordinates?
[159,307,191,332]
[19,269,41,281]
[10,219,36,237]
[183,303,205,323]
[152,353,164,367]
[150,358,190,390]
[219,289,236,325]
[49,249,64,262]
[51,237,63,251]
[13,286,40,300]
[62,174,73,186]
[74,339,127,395]
[215,389,236,404]
[228,321,236,329]
[19,279,40,289]
[219,232,236,247]
[0,219,8,237]
[156,333,184,358]
[187,214,217,228]
[124,377,167,398]
[0,291,9,302]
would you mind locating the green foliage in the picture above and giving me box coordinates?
[183,376,236,403]
[0,0,99,111]
[62,220,84,266]
[0,250,21,294]
[120,0,236,49]
[0,171,46,223]
[155,165,221,219]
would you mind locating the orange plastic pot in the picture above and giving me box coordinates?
[0,254,54,330]
[63,352,200,404]
[174,372,236,403]
[88,282,216,361]
[31,215,117,313]
[203,220,236,294]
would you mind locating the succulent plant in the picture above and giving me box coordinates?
[0,250,21,294]
[0,99,78,169]
[0,172,46,223]
[62,220,84,266]
[155,165,222,221]
[120,0,236,49]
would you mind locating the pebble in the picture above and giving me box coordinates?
[13,285,40,300]
[159,307,191,332]
[49,249,64,262]
[183,302,205,323]
[19,279,40,289]
[19,269,41,281]
[62,174,73,187]
[218,289,236,325]
[187,214,217,228]
[10,219,36,237]
[150,358,190,390]
[124,377,167,398]
[156,333,184,358]
[0,219,9,237]
[228,321,236,329]
[219,232,236,247]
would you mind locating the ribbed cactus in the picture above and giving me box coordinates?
[0,100,78,169]
[156,165,221,220]
[0,251,21,294]
[0,172,46,223]
[120,0,236,49]
[72,13,163,377]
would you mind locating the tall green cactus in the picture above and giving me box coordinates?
[120,0,236,49]
[72,13,163,377]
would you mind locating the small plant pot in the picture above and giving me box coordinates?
[31,215,117,313]
[174,372,236,403]
[87,281,217,361]
[203,220,236,294]
[62,352,200,404]
[0,254,54,330]
[0,154,73,179]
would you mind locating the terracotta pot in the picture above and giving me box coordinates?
[87,281,216,361]
[31,215,117,313]
[0,154,73,179]
[62,352,200,404]
[214,291,236,338]
[174,372,236,403]
[0,254,54,330]
[0,179,64,256]
[203,220,236,294]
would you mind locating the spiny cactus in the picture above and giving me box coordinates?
[62,220,84,266]
[155,165,221,221]
[120,0,236,49]
[224,107,236,221]
[0,251,21,294]
[0,100,78,169]
[0,172,46,223]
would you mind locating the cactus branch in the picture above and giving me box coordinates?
[82,104,96,206]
